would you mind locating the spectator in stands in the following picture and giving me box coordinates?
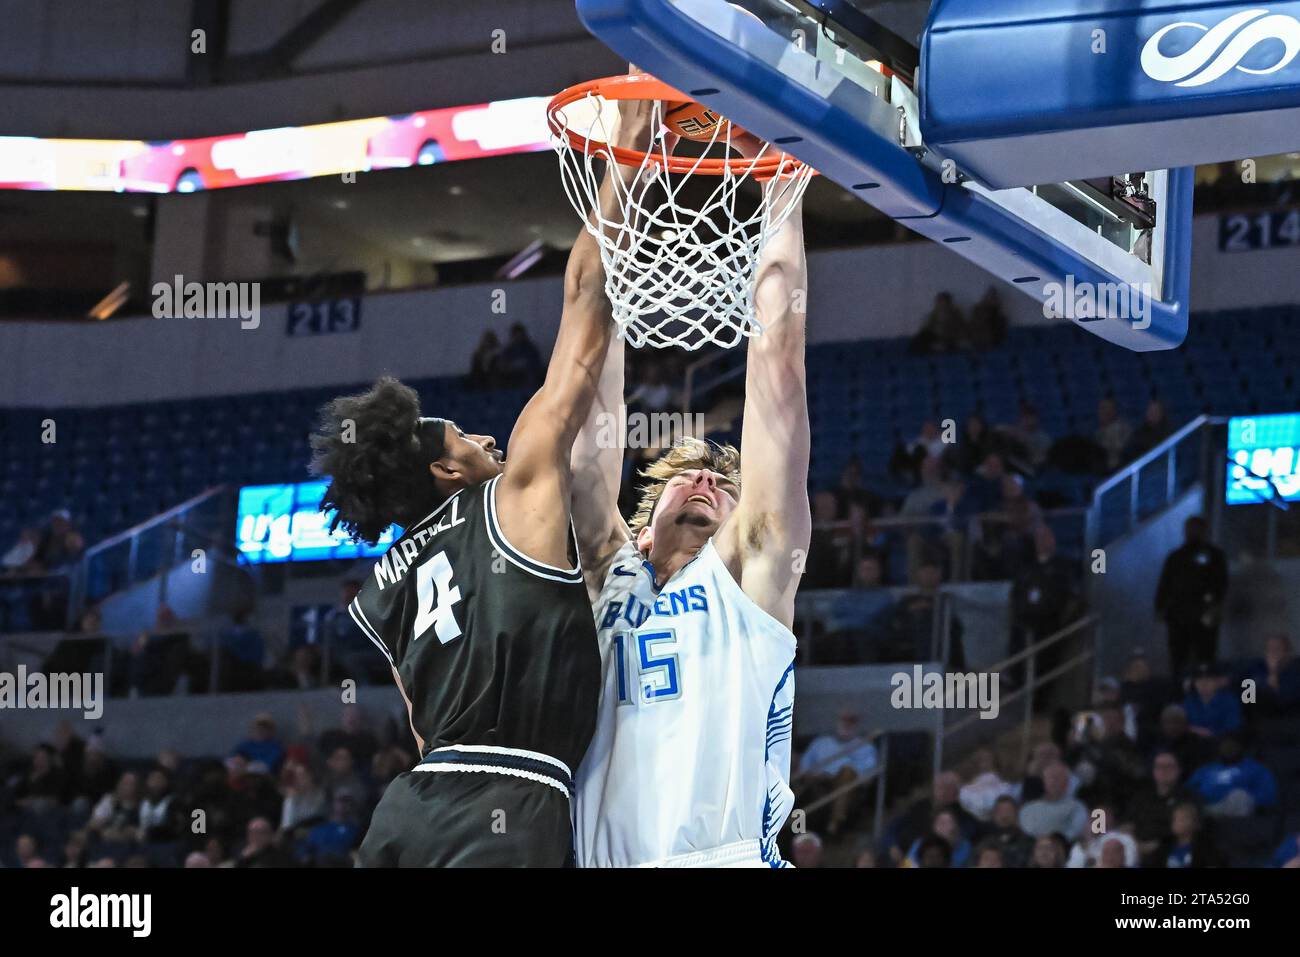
[1066,805,1139,868]
[954,452,1007,520]
[835,456,881,518]
[913,835,954,868]
[1094,396,1133,472]
[231,713,285,775]
[67,742,116,815]
[797,709,878,836]
[944,414,993,477]
[320,577,381,682]
[322,745,367,805]
[63,830,90,868]
[11,743,65,815]
[880,559,965,668]
[967,286,1008,350]
[1030,833,1069,868]
[216,605,265,692]
[1121,650,1175,748]
[13,833,39,868]
[1150,704,1215,775]
[1159,802,1223,867]
[1183,663,1243,738]
[1019,741,1080,802]
[1,526,42,575]
[1130,751,1199,865]
[902,455,948,518]
[1065,704,1146,808]
[854,846,878,868]
[468,330,501,389]
[299,791,362,867]
[234,816,286,868]
[184,851,212,868]
[497,322,544,388]
[820,554,893,663]
[1186,735,1277,818]
[319,704,380,770]
[984,795,1035,867]
[88,770,142,844]
[1019,761,1089,841]
[1124,398,1173,461]
[1155,516,1229,679]
[1008,524,1080,687]
[126,604,194,697]
[910,291,968,354]
[999,403,1053,471]
[1245,633,1300,716]
[904,808,971,867]
[279,761,328,832]
[36,509,86,570]
[883,770,980,864]
[958,749,1016,822]
[138,768,180,843]
[973,841,1005,868]
[791,833,825,868]
[804,490,853,589]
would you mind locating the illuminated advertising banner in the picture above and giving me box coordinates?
[0,96,552,193]
[236,480,397,563]
[1226,413,1300,506]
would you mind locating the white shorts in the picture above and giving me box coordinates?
[637,840,785,868]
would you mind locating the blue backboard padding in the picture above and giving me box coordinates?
[575,0,1191,350]
[921,0,1300,188]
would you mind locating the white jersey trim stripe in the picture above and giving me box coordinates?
[412,762,570,798]
[348,598,394,667]
[482,475,584,584]
[427,743,572,779]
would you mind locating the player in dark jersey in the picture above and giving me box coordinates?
[307,96,657,868]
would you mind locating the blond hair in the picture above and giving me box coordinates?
[628,437,742,534]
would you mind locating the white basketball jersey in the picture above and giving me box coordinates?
[574,539,797,867]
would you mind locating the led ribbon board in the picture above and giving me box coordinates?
[236,481,397,563]
[1227,413,1300,506]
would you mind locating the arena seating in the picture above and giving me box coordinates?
[1,303,1296,563]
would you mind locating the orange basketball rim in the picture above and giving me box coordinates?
[548,73,808,178]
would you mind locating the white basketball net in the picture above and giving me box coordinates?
[552,93,813,351]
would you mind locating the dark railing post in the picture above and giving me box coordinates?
[873,735,889,842]
[1021,640,1037,767]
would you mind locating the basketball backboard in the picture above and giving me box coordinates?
[574,0,1300,351]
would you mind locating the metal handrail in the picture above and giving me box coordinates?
[69,485,232,625]
[82,485,227,560]
[1091,415,1209,501]
[936,615,1099,774]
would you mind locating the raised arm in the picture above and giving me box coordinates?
[716,181,811,628]
[494,96,657,571]
[570,329,631,598]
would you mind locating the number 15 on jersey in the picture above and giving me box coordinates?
[612,629,681,705]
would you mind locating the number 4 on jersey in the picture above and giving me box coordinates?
[413,550,463,644]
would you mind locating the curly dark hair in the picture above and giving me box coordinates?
[308,377,442,545]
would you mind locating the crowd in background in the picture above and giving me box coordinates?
[2,705,410,868]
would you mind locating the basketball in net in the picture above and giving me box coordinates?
[547,73,814,351]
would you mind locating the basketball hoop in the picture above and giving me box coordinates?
[548,74,814,351]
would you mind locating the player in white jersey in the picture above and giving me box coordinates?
[569,162,810,867]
